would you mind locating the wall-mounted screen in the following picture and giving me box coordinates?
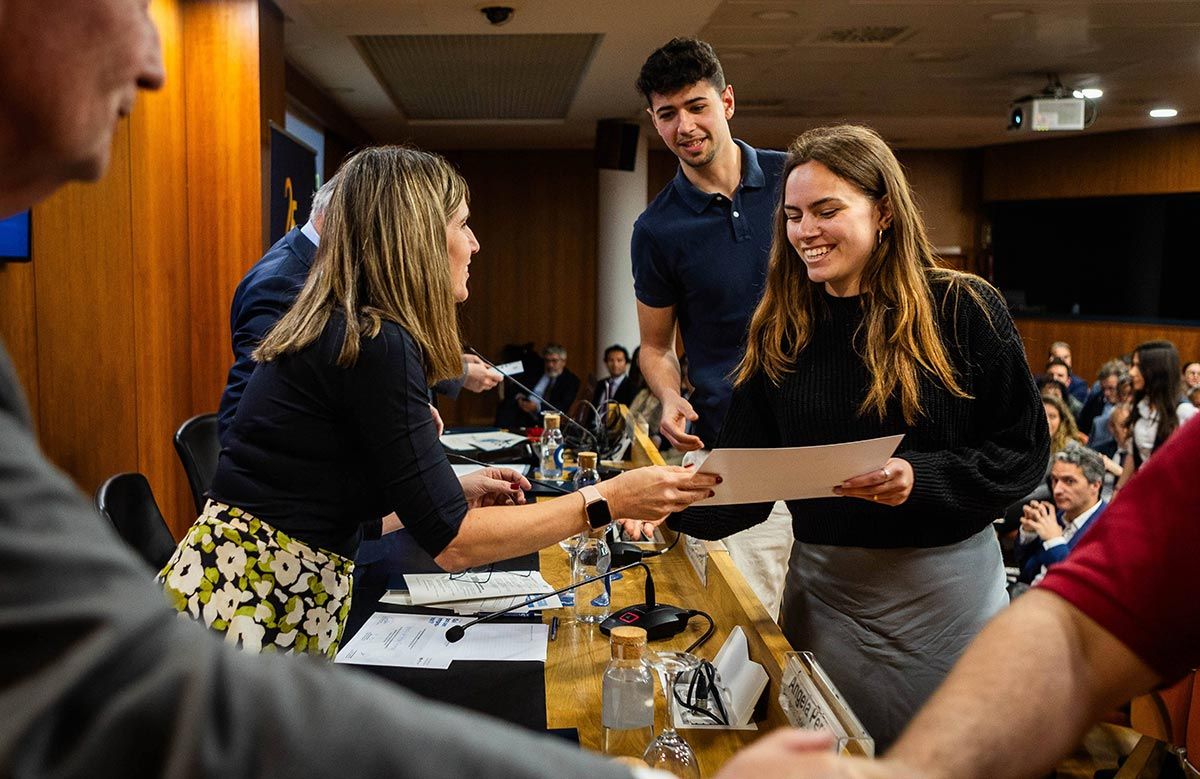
[0,210,30,262]
[989,193,1200,323]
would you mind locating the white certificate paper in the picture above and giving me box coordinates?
[694,435,903,505]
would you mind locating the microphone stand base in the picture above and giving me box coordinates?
[599,603,691,641]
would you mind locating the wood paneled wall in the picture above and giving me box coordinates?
[1015,318,1200,385]
[0,0,282,536]
[436,151,599,426]
[983,124,1200,202]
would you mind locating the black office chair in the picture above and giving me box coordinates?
[174,412,219,515]
[95,472,177,571]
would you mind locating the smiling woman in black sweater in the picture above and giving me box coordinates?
[664,126,1048,748]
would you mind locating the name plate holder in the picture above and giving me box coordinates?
[684,535,724,586]
[778,651,874,757]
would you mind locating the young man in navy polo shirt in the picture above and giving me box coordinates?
[631,37,792,617]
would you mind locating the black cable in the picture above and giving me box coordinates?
[673,660,730,726]
[684,609,715,654]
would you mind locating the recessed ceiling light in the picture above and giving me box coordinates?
[1072,88,1103,99]
[1149,107,1178,118]
[988,10,1028,21]
[755,10,796,21]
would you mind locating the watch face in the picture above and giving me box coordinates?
[586,498,612,528]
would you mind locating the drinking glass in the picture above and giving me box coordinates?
[642,651,702,778]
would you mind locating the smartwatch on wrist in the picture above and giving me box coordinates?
[578,485,612,529]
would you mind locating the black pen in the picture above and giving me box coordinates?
[549,616,559,641]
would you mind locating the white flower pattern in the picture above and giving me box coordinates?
[158,502,353,660]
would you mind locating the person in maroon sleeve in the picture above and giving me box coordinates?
[725,410,1200,779]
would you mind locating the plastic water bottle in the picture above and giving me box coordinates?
[558,451,600,556]
[540,411,564,479]
[601,626,655,758]
[572,535,611,624]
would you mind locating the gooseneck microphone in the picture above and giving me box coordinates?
[444,560,645,642]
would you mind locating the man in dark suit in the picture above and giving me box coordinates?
[216,186,323,444]
[591,344,638,410]
[511,343,580,426]
[1016,447,1107,584]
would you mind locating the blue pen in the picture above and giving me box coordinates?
[549,616,559,641]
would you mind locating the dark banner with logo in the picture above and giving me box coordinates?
[269,125,317,244]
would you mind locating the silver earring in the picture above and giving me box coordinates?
[876,228,883,247]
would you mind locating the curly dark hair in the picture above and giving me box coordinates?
[635,37,726,104]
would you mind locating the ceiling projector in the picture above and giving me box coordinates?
[1008,97,1088,132]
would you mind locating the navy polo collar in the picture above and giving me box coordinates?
[670,139,766,214]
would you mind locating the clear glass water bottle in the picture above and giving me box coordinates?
[572,535,611,624]
[540,411,564,479]
[601,626,655,758]
[559,451,600,555]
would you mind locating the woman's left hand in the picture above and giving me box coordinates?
[459,467,532,508]
[835,457,914,506]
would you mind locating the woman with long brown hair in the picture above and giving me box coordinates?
[1116,339,1196,489]
[661,125,1048,747]
[159,146,716,658]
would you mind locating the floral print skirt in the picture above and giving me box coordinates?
[158,499,354,659]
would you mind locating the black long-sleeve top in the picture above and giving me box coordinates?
[211,315,468,560]
[670,275,1049,549]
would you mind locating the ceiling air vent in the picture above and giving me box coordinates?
[812,26,910,45]
[353,33,601,121]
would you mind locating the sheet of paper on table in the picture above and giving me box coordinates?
[404,570,555,605]
[335,612,548,668]
[450,463,531,478]
[694,434,904,505]
[440,430,529,452]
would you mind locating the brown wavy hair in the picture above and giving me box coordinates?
[1041,394,1080,454]
[254,146,466,383]
[736,124,991,424]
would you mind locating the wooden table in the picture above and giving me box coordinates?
[538,533,793,776]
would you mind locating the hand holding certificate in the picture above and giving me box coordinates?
[693,434,904,506]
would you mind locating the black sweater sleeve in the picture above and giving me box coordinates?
[903,280,1050,515]
[669,371,777,540]
[347,325,467,559]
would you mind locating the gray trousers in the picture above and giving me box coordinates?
[779,526,1007,751]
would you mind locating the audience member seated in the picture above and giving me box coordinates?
[499,343,581,428]
[586,344,637,423]
[1185,360,1200,391]
[1048,340,1089,404]
[1079,359,1127,457]
[1014,447,1107,586]
[1045,357,1083,418]
[1117,339,1198,491]
[1189,385,1200,409]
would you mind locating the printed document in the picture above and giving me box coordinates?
[695,434,903,505]
[336,613,548,668]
